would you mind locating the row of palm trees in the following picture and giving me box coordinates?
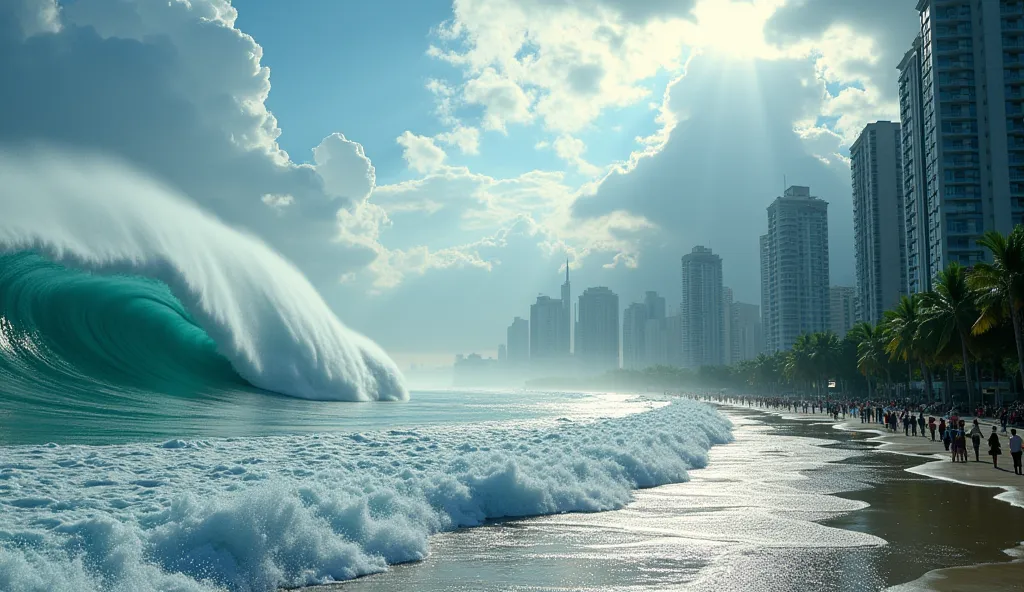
[736,226,1024,408]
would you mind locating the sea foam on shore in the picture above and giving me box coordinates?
[0,399,732,592]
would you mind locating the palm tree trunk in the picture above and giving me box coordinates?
[960,333,975,409]
[922,363,934,402]
[907,361,913,402]
[946,365,953,407]
[1012,305,1024,394]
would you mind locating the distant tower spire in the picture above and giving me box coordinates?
[565,257,570,283]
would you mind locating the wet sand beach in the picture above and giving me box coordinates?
[299,406,1024,591]
[831,412,1024,591]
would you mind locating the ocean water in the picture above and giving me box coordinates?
[0,394,732,592]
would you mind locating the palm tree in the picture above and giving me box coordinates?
[850,322,887,399]
[920,263,979,408]
[786,334,816,395]
[970,226,1024,391]
[883,294,933,401]
[810,332,842,397]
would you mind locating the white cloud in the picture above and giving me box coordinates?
[553,135,602,177]
[435,125,481,155]
[461,68,534,132]
[261,193,294,210]
[312,133,375,200]
[396,131,448,173]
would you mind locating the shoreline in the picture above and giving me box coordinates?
[719,402,1024,591]
[830,413,1024,591]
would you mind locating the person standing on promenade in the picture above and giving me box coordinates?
[970,420,984,462]
[1009,429,1023,475]
[956,421,969,463]
[918,413,926,438]
[988,426,1002,469]
[928,416,936,441]
[938,418,947,444]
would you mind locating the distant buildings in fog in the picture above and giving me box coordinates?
[681,246,724,368]
[576,287,620,372]
[830,286,857,339]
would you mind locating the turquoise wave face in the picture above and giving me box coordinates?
[0,253,255,438]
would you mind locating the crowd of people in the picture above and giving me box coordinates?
[688,393,1024,477]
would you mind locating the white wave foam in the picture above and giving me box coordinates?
[0,400,732,591]
[0,146,406,401]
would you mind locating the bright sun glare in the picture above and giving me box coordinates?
[691,0,780,60]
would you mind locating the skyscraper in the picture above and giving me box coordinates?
[506,316,529,364]
[681,246,724,368]
[732,302,763,363]
[561,259,572,353]
[576,287,620,371]
[761,186,830,352]
[622,302,648,370]
[851,122,907,324]
[622,291,667,370]
[645,313,682,368]
[529,296,563,361]
[899,2,1024,294]
[644,291,666,321]
[722,286,734,365]
[830,286,857,339]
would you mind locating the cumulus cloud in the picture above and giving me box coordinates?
[397,131,448,173]
[0,0,391,287]
[435,125,481,155]
[429,0,696,133]
[461,68,534,132]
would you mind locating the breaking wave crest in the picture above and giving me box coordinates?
[0,146,406,403]
[0,400,733,592]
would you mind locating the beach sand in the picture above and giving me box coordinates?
[830,412,1024,591]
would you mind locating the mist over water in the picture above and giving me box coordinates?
[0,146,406,404]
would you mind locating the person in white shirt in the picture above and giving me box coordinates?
[1009,429,1023,476]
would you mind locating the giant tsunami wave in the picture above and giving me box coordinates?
[0,147,407,405]
[0,399,733,592]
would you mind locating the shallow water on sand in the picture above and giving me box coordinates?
[311,409,1024,592]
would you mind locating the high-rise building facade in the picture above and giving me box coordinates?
[621,291,667,370]
[644,291,667,321]
[732,302,763,363]
[761,186,830,352]
[681,246,724,368]
[506,316,529,364]
[830,286,857,339]
[899,1,1024,294]
[576,287,620,371]
[560,261,572,353]
[722,287,735,365]
[645,314,682,368]
[622,302,648,370]
[852,122,907,323]
[529,296,564,360]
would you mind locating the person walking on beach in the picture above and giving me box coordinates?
[929,416,936,441]
[918,413,926,438]
[988,426,1002,469]
[970,420,983,462]
[938,418,947,443]
[911,414,918,436]
[1009,429,1023,476]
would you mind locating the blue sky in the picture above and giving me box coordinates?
[1,0,919,366]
